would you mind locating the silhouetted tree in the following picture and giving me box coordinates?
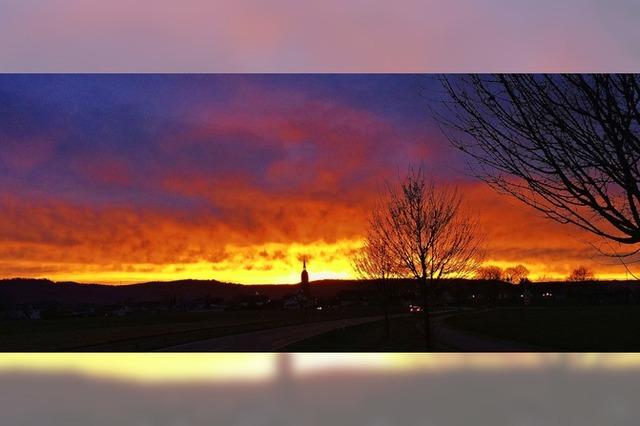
[568,265,595,282]
[439,75,640,260]
[503,264,530,284]
[352,205,399,340]
[381,168,483,349]
[475,265,503,280]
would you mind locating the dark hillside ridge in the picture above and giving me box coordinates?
[1,277,639,307]
[0,278,401,306]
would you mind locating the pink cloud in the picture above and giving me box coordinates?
[0,136,57,173]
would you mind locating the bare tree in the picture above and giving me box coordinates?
[503,264,530,284]
[568,265,595,282]
[438,74,640,260]
[352,205,399,340]
[381,168,483,349]
[475,265,503,281]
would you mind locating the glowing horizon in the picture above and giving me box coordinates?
[11,255,633,286]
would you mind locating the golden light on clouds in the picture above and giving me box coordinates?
[34,240,362,284]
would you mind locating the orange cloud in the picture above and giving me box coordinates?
[0,180,633,284]
[463,183,629,279]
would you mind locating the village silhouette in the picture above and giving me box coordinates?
[2,256,640,351]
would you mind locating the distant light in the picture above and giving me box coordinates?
[316,306,323,310]
[520,294,524,298]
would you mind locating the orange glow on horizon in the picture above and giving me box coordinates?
[21,254,634,286]
[15,240,362,285]
[4,228,633,285]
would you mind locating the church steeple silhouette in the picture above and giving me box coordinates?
[300,257,310,298]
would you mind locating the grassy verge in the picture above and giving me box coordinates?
[442,306,640,351]
[283,315,425,351]
[0,306,387,351]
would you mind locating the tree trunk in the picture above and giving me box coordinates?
[421,277,431,350]
[383,279,390,341]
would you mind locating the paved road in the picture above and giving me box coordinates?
[160,315,395,351]
[160,309,539,352]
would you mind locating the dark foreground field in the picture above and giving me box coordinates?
[284,306,640,351]
[0,306,388,351]
[442,306,640,351]
[5,304,640,351]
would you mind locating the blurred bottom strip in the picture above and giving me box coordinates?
[1,353,639,425]
[0,353,638,382]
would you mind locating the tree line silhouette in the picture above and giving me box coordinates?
[354,74,640,349]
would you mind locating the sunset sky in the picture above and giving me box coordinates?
[0,74,633,284]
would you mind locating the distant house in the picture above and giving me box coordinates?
[1,306,41,320]
[71,306,96,317]
[337,289,376,306]
[283,296,304,310]
[113,305,131,317]
[235,292,272,309]
[2,309,26,320]
[27,308,41,320]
